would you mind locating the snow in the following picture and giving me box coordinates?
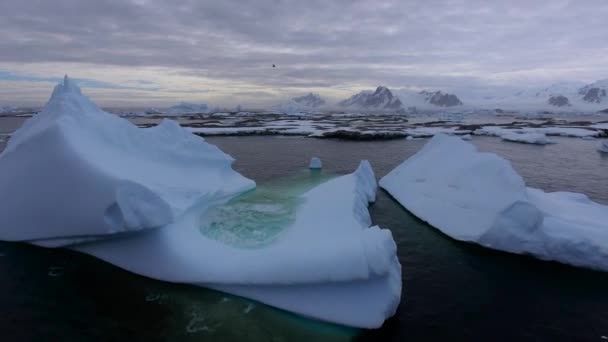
[0,77,401,328]
[309,157,322,169]
[380,134,608,272]
[501,132,553,145]
[0,76,255,244]
[598,141,608,153]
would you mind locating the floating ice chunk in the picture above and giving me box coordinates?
[380,134,608,272]
[76,161,401,328]
[309,157,322,169]
[501,132,553,145]
[598,141,608,153]
[0,76,254,246]
[461,134,472,141]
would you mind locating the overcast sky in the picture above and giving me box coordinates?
[1,0,607,107]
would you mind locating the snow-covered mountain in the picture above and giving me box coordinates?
[166,102,212,115]
[455,79,608,112]
[393,89,463,110]
[292,93,325,108]
[419,91,463,107]
[274,93,327,114]
[578,79,608,104]
[339,86,402,111]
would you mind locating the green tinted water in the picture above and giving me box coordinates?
[199,169,336,248]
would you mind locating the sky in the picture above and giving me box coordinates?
[1,0,607,107]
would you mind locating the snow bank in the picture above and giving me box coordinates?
[380,134,608,271]
[309,157,322,169]
[0,77,401,328]
[501,132,553,145]
[77,160,401,328]
[0,76,255,245]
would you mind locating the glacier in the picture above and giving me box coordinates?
[0,76,401,328]
[380,134,608,272]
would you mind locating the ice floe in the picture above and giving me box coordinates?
[501,132,553,145]
[380,134,608,272]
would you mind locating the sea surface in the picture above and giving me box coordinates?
[1,127,608,341]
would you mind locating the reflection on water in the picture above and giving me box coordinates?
[199,170,335,248]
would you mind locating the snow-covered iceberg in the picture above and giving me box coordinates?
[380,134,608,272]
[501,132,553,145]
[0,76,255,246]
[77,161,401,328]
[0,77,401,328]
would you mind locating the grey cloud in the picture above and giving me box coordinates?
[1,0,608,100]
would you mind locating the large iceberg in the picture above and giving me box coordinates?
[0,77,401,328]
[501,132,553,145]
[380,134,608,271]
[0,76,254,246]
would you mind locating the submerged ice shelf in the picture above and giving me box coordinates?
[380,134,608,272]
[0,77,401,328]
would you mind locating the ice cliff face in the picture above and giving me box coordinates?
[339,86,403,111]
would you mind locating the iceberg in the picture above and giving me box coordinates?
[0,76,255,246]
[0,77,401,328]
[309,157,322,169]
[598,141,608,153]
[77,161,401,328]
[380,134,608,272]
[501,132,553,145]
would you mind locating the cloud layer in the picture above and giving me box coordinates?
[1,0,607,106]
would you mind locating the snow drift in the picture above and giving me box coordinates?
[380,134,608,272]
[0,77,401,328]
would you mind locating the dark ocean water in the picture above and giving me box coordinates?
[1,135,608,341]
